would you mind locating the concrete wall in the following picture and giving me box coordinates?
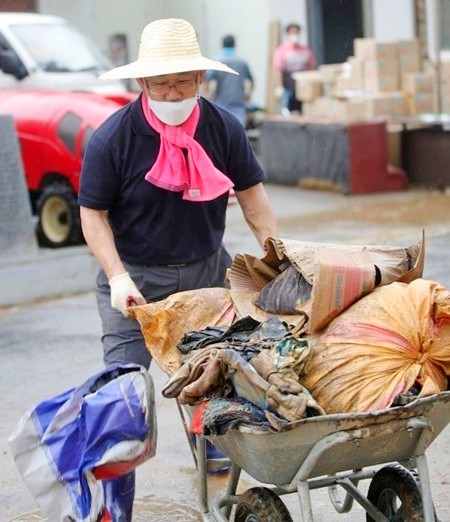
[162,0,273,107]
[371,0,415,41]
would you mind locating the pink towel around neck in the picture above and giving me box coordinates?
[141,96,234,202]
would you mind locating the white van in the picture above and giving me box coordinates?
[0,12,129,93]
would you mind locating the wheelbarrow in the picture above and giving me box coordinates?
[182,390,450,521]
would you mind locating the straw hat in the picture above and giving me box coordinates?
[100,18,238,80]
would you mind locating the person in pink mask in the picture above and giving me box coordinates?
[273,22,316,115]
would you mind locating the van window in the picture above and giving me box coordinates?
[9,21,112,73]
[0,32,11,51]
[0,31,28,79]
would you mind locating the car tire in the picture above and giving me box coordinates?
[36,184,83,248]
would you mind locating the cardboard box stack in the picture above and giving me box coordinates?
[292,70,324,102]
[402,71,435,115]
[294,37,442,124]
[345,57,365,90]
[354,38,400,92]
[302,96,368,123]
[398,40,422,80]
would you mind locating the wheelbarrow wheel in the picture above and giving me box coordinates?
[366,463,427,521]
[235,486,293,522]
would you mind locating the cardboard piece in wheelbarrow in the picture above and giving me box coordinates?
[227,231,424,334]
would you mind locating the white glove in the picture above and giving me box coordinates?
[109,272,145,318]
[274,86,285,99]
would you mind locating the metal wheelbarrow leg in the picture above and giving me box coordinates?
[196,434,241,522]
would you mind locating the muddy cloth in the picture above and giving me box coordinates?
[221,348,325,421]
[391,386,421,407]
[178,316,292,363]
[201,396,274,435]
[255,263,313,314]
[178,316,261,354]
[164,317,324,422]
[164,346,324,421]
[251,350,303,394]
[179,352,224,405]
[162,347,231,404]
[176,316,313,396]
[272,335,312,379]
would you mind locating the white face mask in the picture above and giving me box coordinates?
[147,96,198,125]
[288,33,300,45]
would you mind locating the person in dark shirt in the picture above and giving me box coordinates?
[79,17,276,369]
[78,18,277,519]
[204,34,254,126]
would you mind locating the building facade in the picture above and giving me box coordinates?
[1,0,447,108]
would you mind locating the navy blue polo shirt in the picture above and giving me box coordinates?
[78,95,265,265]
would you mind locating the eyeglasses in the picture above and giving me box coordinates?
[145,78,197,95]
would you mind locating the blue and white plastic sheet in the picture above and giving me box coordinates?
[9,364,157,522]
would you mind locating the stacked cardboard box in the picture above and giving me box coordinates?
[402,71,435,115]
[398,40,422,83]
[292,70,324,102]
[354,38,400,92]
[345,57,365,90]
[293,37,442,123]
[302,96,368,124]
[362,92,409,120]
[318,63,345,84]
[302,93,408,125]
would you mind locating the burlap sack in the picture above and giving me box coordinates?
[299,278,450,414]
[130,288,237,375]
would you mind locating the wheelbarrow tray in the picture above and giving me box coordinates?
[207,391,450,486]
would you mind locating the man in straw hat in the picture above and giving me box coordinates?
[79,16,276,366]
[78,18,276,514]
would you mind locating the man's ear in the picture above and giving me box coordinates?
[197,71,206,83]
[136,78,145,90]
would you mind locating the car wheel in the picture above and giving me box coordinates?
[235,487,293,522]
[36,184,82,247]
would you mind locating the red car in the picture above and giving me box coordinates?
[0,89,136,247]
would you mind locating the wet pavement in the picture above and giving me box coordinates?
[9,498,202,522]
[2,184,450,521]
